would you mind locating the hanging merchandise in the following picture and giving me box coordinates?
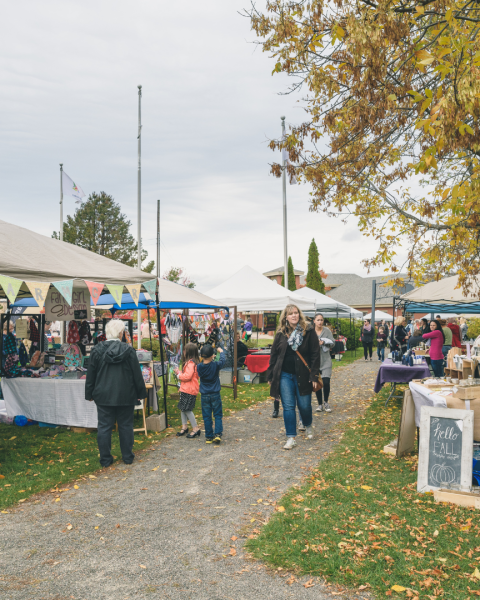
[64,344,82,369]
[3,332,17,355]
[78,321,92,345]
[96,333,106,344]
[165,313,182,344]
[18,342,29,367]
[4,353,20,378]
[29,319,40,343]
[67,321,80,344]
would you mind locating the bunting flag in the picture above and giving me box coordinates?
[25,281,51,309]
[126,284,142,307]
[84,280,104,306]
[107,284,124,307]
[0,275,23,304]
[52,279,74,306]
[143,278,157,300]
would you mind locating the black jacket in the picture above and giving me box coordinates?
[85,340,147,406]
[361,326,375,344]
[266,328,320,398]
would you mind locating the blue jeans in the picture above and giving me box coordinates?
[279,371,312,437]
[377,346,385,362]
[431,359,444,378]
[201,392,223,439]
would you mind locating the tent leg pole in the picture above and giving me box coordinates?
[156,295,168,427]
[233,306,238,400]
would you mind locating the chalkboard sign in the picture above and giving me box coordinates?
[74,309,88,320]
[418,406,474,493]
[264,313,277,333]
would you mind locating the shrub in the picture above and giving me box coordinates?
[467,318,480,340]
[141,338,161,360]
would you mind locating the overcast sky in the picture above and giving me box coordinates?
[0,0,406,292]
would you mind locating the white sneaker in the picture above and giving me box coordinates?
[306,426,314,439]
[283,438,297,450]
[324,403,332,413]
[316,405,324,412]
[298,421,306,431]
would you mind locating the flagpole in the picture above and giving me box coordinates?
[281,116,288,290]
[60,163,64,242]
[137,85,142,351]
[156,199,160,279]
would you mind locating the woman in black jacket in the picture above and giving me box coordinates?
[392,316,409,355]
[267,304,320,450]
[360,319,375,361]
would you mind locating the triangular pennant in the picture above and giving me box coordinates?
[0,275,23,304]
[107,284,124,307]
[52,279,74,306]
[143,279,157,300]
[25,281,51,309]
[126,284,142,307]
[84,280,104,306]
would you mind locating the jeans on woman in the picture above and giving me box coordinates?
[363,342,373,359]
[315,377,330,404]
[431,359,444,378]
[377,346,385,362]
[279,371,312,437]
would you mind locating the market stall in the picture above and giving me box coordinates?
[0,220,229,429]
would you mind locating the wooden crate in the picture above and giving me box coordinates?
[71,427,96,433]
[434,488,480,509]
[452,386,480,400]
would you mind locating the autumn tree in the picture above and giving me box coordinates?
[306,239,325,294]
[281,256,297,291]
[248,0,480,293]
[53,192,154,272]
[163,267,195,289]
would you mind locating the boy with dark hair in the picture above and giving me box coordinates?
[197,344,226,444]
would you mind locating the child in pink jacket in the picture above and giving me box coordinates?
[175,343,201,438]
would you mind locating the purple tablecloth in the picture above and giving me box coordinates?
[374,358,431,393]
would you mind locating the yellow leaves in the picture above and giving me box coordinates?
[472,567,480,580]
[391,584,406,592]
[9,436,16,441]
[276,506,286,512]
[73,485,79,489]
[445,8,453,22]
[416,49,434,66]
[140,564,147,569]
[415,5,424,14]
[66,524,73,530]
[361,485,373,490]
[272,62,282,75]
[387,94,397,101]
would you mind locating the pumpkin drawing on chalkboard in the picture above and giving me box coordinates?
[430,463,456,485]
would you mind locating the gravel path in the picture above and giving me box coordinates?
[0,358,378,600]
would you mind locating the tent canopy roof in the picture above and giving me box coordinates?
[400,275,480,314]
[292,286,362,316]
[364,310,394,321]
[206,265,316,312]
[0,220,154,288]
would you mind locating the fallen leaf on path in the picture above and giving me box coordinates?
[231,536,238,541]
[18,499,26,503]
[96,514,104,518]
[151,467,159,471]
[229,548,237,556]
[286,575,297,585]
[88,475,96,479]
[211,481,219,485]
[66,524,72,530]
[55,498,61,502]
[140,564,147,569]
[303,579,315,588]
[74,485,79,489]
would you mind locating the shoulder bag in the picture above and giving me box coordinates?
[295,350,323,391]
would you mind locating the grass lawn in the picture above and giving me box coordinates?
[246,386,480,599]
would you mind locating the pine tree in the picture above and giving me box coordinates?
[306,238,325,294]
[52,192,154,272]
[281,256,297,291]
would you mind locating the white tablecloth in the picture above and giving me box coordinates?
[409,382,448,427]
[1,378,98,428]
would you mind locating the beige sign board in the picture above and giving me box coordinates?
[45,288,91,321]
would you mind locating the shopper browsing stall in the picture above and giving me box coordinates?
[312,314,334,413]
[85,319,147,467]
[376,326,388,362]
[446,318,462,348]
[392,316,409,355]
[175,343,201,439]
[422,320,445,377]
[266,304,320,450]
[197,345,226,444]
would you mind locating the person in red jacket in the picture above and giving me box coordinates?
[447,318,462,348]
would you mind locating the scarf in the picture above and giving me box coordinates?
[364,324,372,332]
[287,325,304,351]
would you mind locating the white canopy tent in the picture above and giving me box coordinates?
[401,275,480,304]
[364,310,394,322]
[206,265,316,312]
[292,286,362,318]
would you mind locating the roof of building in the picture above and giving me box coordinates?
[264,266,305,277]
[325,273,414,307]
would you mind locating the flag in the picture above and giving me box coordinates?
[282,140,297,185]
[62,170,86,204]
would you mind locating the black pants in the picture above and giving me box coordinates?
[96,404,135,467]
[315,377,331,404]
[363,342,373,359]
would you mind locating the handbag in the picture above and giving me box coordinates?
[295,350,323,391]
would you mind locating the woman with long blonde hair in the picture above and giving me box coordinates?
[266,304,321,450]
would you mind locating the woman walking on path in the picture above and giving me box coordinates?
[361,319,375,361]
[423,320,445,377]
[267,304,320,450]
[175,343,201,438]
[313,314,334,413]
